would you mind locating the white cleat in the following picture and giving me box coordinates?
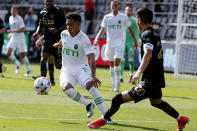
[114,82,120,92]
[110,84,115,92]
[24,69,32,77]
[16,64,22,74]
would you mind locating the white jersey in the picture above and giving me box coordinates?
[101,12,131,47]
[61,30,94,71]
[9,15,25,40]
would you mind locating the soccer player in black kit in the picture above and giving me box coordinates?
[0,18,6,77]
[33,0,66,85]
[88,8,189,131]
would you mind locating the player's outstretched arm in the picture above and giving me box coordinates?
[128,27,138,49]
[94,27,106,46]
[53,40,63,48]
[87,53,101,88]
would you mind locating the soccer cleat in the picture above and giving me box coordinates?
[110,84,115,92]
[2,65,7,73]
[50,79,55,86]
[86,102,95,118]
[16,64,22,74]
[106,118,114,125]
[177,115,189,131]
[120,78,124,83]
[24,69,32,77]
[0,72,4,77]
[114,82,120,92]
[128,74,134,83]
[88,117,107,129]
[32,75,40,80]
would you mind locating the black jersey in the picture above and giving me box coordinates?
[0,18,4,44]
[39,6,66,44]
[141,26,165,88]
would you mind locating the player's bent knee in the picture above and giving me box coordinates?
[55,63,62,69]
[61,83,73,91]
[151,101,166,109]
[85,81,92,91]
[112,93,124,107]
[40,58,48,64]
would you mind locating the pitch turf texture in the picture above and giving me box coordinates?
[0,61,197,131]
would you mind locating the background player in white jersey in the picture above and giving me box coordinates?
[94,0,138,92]
[6,6,32,76]
[54,13,113,123]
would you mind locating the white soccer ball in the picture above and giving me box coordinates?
[34,77,51,95]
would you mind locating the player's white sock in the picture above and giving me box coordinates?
[114,65,121,84]
[23,56,31,71]
[110,67,115,88]
[89,86,106,115]
[9,55,20,66]
[64,88,90,106]
[176,114,181,120]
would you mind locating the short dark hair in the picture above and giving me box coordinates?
[136,8,153,24]
[111,0,120,5]
[11,5,18,10]
[66,13,81,23]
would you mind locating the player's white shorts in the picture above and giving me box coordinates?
[105,45,124,61]
[60,65,92,90]
[7,38,27,53]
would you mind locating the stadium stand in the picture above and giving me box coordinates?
[0,0,181,59]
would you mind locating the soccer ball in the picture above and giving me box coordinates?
[34,77,51,95]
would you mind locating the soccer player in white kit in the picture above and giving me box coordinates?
[6,6,32,76]
[56,13,113,123]
[94,0,138,92]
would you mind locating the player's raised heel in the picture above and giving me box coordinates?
[24,69,32,77]
[106,118,114,124]
[86,102,95,118]
[177,115,189,131]
[88,118,107,129]
[16,64,22,74]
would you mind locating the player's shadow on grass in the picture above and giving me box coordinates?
[100,123,166,131]
[164,95,192,100]
[59,122,80,125]
[84,95,112,102]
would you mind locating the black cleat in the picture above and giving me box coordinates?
[51,80,55,86]
[106,118,114,125]
[120,78,124,83]
[86,102,95,118]
[32,75,40,80]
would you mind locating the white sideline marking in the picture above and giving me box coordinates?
[0,114,196,124]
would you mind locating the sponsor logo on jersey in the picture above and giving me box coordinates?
[62,48,79,57]
[74,44,78,49]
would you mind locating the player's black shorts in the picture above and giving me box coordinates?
[41,43,61,59]
[128,79,163,103]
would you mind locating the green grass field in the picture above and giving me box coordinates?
[0,60,197,131]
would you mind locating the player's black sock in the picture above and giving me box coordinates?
[0,62,2,73]
[104,93,125,120]
[151,101,179,119]
[48,64,55,84]
[41,64,47,77]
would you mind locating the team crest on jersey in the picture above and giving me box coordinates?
[74,44,78,49]
[118,20,121,24]
[49,14,54,19]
